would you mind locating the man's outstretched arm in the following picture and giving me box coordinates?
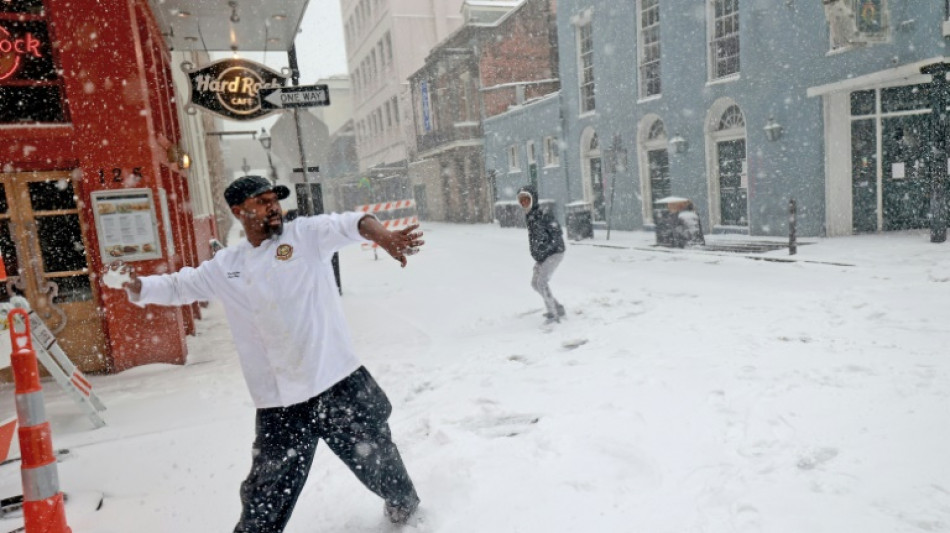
[357,215,425,268]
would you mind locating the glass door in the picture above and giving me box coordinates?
[1,172,108,372]
[647,149,670,206]
[851,118,878,233]
[589,157,605,221]
[717,139,748,226]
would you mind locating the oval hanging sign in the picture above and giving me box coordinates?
[184,58,288,121]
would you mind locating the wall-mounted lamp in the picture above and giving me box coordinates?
[764,117,783,142]
[229,1,240,23]
[669,135,688,154]
[167,144,192,170]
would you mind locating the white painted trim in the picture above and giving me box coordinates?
[637,95,663,105]
[806,56,946,97]
[705,75,741,87]
[823,92,853,237]
[944,20,950,37]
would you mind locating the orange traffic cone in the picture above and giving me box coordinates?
[8,309,71,533]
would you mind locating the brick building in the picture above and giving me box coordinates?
[407,0,559,223]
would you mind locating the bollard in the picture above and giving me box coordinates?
[8,309,71,533]
[788,198,797,256]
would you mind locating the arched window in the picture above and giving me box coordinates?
[717,105,745,131]
[648,119,667,141]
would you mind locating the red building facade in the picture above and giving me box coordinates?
[0,0,206,374]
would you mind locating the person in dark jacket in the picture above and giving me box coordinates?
[517,185,566,324]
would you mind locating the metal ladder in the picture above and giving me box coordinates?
[7,298,106,429]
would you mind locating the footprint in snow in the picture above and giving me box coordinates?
[796,447,839,470]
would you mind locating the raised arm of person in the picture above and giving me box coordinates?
[357,215,425,268]
[105,260,217,307]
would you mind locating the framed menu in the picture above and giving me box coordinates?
[91,189,163,263]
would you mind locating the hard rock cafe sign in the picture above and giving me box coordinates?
[183,58,288,121]
[0,24,43,81]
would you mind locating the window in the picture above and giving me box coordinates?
[708,0,740,79]
[527,141,537,164]
[508,145,520,172]
[384,101,392,128]
[717,105,745,131]
[577,20,595,112]
[391,96,400,124]
[638,0,661,98]
[544,137,560,166]
[0,7,69,123]
[385,33,394,65]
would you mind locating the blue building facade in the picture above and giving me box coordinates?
[485,0,950,237]
[485,93,566,219]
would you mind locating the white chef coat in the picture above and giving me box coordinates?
[133,212,370,409]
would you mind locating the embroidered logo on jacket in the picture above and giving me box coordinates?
[227,271,241,279]
[276,244,294,261]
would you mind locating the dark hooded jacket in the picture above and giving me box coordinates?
[519,185,565,263]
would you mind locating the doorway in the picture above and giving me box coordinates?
[589,157,605,221]
[849,84,944,233]
[0,171,108,372]
[717,138,748,226]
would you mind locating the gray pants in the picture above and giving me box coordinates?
[531,253,563,316]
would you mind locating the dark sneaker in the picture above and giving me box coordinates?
[543,314,559,325]
[556,304,565,317]
[384,496,420,525]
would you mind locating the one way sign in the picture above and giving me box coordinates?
[260,84,331,110]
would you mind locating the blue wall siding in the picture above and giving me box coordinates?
[548,0,949,236]
[485,94,567,221]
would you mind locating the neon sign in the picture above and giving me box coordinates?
[0,25,42,81]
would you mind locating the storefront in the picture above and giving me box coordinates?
[812,60,950,237]
[0,0,203,373]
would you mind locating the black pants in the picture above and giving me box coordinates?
[233,367,419,533]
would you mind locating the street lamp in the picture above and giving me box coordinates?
[258,127,278,185]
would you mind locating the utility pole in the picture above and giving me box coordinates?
[921,62,950,243]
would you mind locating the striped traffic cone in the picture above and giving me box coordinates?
[8,309,71,533]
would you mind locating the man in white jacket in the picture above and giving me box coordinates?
[111,175,423,531]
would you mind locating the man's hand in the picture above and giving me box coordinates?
[102,261,142,296]
[358,216,425,268]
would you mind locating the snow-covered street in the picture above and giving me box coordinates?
[0,223,948,533]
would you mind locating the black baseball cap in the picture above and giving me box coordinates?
[224,175,290,207]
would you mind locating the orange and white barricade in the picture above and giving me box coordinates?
[354,199,419,255]
[8,309,71,533]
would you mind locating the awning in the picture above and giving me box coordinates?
[806,56,944,97]
[148,0,310,53]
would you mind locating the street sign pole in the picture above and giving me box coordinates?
[288,44,317,217]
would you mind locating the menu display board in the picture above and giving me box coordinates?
[91,189,162,263]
